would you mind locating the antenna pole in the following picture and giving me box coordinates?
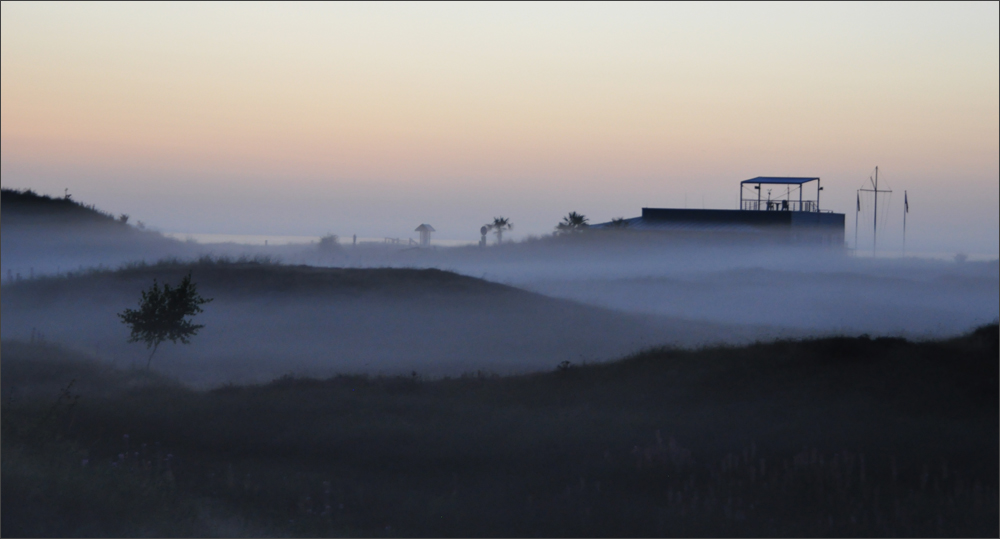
[903,190,907,257]
[855,190,860,255]
[873,166,878,257]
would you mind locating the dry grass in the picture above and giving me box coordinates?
[2,325,997,536]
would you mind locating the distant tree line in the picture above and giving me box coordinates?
[475,211,638,246]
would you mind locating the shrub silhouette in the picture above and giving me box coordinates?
[118,272,212,369]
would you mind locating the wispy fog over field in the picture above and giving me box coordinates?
[2,3,997,533]
[3,221,996,387]
[0,256,790,386]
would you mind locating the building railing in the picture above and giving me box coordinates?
[741,199,818,212]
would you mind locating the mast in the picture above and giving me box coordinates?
[859,166,891,257]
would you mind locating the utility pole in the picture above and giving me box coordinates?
[855,167,892,258]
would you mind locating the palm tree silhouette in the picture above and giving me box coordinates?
[488,216,513,244]
[556,211,589,234]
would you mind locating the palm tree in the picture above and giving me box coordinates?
[556,211,589,234]
[488,216,513,244]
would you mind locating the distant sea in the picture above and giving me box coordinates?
[163,232,476,247]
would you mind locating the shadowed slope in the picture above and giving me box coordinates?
[1,259,775,385]
[1,189,189,275]
[2,325,996,537]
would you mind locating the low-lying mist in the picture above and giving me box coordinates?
[3,222,996,387]
[1,259,791,387]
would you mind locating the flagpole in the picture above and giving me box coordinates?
[855,191,860,256]
[903,190,908,257]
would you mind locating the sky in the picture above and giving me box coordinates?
[2,2,998,255]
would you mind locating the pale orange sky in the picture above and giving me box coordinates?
[2,2,997,253]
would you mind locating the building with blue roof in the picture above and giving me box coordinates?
[591,177,845,245]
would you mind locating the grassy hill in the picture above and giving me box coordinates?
[2,325,996,536]
[1,188,188,276]
[2,188,129,226]
[1,259,786,385]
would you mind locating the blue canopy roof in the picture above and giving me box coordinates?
[741,177,819,185]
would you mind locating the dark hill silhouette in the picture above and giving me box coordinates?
[0,258,788,386]
[1,188,189,275]
[2,188,126,226]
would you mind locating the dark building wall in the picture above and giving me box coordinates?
[642,208,795,225]
[790,212,844,228]
[642,208,843,228]
[791,212,846,245]
[639,207,845,245]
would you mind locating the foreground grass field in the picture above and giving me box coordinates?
[2,324,997,537]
